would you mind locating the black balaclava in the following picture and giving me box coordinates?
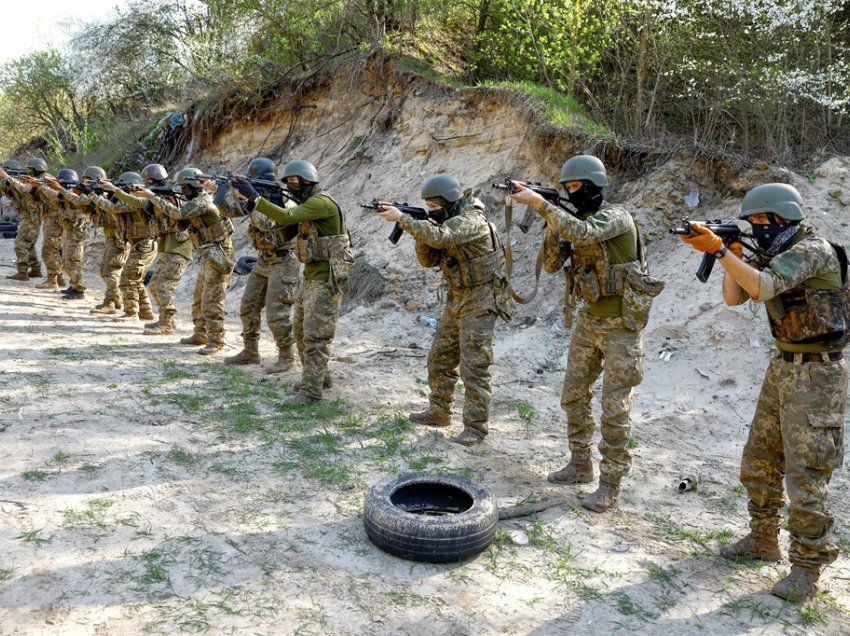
[287,177,317,203]
[425,196,462,224]
[566,181,604,217]
[750,220,801,256]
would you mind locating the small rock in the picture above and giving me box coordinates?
[417,315,438,328]
[756,161,769,171]
[612,543,630,553]
[829,189,843,199]
[509,530,529,545]
[405,299,420,311]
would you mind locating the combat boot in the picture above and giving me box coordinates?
[225,339,261,365]
[265,345,295,373]
[581,482,620,513]
[143,318,175,336]
[28,265,42,278]
[35,275,59,290]
[771,565,820,602]
[293,375,333,391]
[548,459,594,484]
[180,333,208,345]
[6,271,29,281]
[61,289,85,300]
[450,428,485,446]
[286,393,321,406]
[90,301,120,315]
[113,311,138,321]
[198,342,224,356]
[719,531,781,562]
[409,408,452,427]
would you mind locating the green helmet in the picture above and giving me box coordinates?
[56,168,79,184]
[141,164,168,182]
[82,166,107,181]
[2,159,22,171]
[421,174,462,203]
[559,155,608,187]
[115,171,143,186]
[25,157,49,175]
[174,167,204,187]
[247,157,277,180]
[739,183,804,221]
[282,160,318,182]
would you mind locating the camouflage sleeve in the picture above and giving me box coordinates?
[6,177,36,198]
[415,240,442,268]
[542,228,568,273]
[217,196,247,218]
[114,190,148,210]
[149,194,182,219]
[758,237,840,301]
[90,194,116,214]
[397,211,490,249]
[537,201,634,247]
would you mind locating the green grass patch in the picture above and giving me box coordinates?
[15,529,51,546]
[167,445,198,467]
[0,567,13,582]
[21,469,49,482]
[62,498,113,530]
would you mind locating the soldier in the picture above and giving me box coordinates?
[132,168,235,354]
[85,167,130,314]
[34,169,91,299]
[110,164,193,335]
[0,157,47,281]
[376,175,516,446]
[233,160,352,404]
[219,158,301,373]
[510,155,663,511]
[0,159,23,222]
[679,183,848,602]
[31,165,68,291]
[97,173,157,321]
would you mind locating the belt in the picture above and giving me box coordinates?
[780,351,844,363]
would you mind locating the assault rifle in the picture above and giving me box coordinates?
[360,199,431,244]
[670,218,761,282]
[206,173,295,204]
[491,177,574,233]
[148,182,184,199]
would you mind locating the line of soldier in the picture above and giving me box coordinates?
[2,152,846,602]
[0,158,352,407]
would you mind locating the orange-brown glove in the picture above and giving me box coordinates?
[678,222,723,254]
[729,242,743,258]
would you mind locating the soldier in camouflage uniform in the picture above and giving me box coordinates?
[98,173,157,321]
[134,168,235,354]
[377,175,516,446]
[511,155,663,511]
[233,160,351,404]
[680,183,848,602]
[111,164,193,335]
[0,158,46,281]
[218,158,301,373]
[85,167,130,314]
[32,166,68,291]
[34,168,92,299]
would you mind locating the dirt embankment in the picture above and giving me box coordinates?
[1,60,849,635]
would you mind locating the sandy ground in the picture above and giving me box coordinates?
[1,70,849,633]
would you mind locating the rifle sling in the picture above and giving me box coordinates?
[503,194,544,304]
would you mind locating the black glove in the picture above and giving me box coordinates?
[212,179,230,207]
[77,182,91,195]
[232,178,260,203]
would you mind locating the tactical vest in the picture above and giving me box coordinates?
[440,223,507,290]
[249,212,296,254]
[294,195,349,264]
[148,196,186,237]
[569,241,634,303]
[124,206,157,242]
[765,242,850,348]
[188,209,234,247]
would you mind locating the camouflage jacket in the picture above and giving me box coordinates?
[398,199,514,320]
[37,185,93,224]
[151,191,233,249]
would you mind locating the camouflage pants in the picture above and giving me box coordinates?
[427,307,497,437]
[741,354,847,568]
[239,252,299,349]
[60,216,88,292]
[13,213,41,274]
[190,244,234,346]
[293,278,341,399]
[41,213,64,278]
[150,251,190,322]
[100,237,130,305]
[119,238,156,314]
[561,312,644,485]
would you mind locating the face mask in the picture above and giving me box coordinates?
[750,223,799,255]
[566,182,604,215]
[180,184,199,199]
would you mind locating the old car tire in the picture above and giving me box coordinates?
[363,471,499,563]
